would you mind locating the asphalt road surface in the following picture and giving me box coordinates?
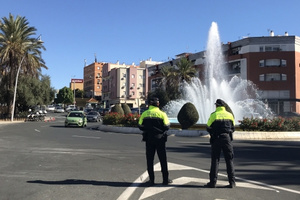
[0,115,299,200]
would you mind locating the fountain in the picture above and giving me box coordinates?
[164,22,273,124]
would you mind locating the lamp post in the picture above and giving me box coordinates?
[11,35,42,121]
[73,80,76,105]
[72,76,76,105]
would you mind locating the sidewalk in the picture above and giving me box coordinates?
[0,120,24,124]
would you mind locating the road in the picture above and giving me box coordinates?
[0,113,299,200]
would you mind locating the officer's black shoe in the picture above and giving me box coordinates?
[204,182,216,188]
[145,180,155,187]
[162,179,172,185]
[229,182,236,188]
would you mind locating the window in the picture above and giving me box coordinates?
[265,59,280,67]
[260,73,287,81]
[281,74,287,81]
[259,59,286,67]
[131,74,135,78]
[264,45,280,52]
[265,46,272,52]
[259,74,265,81]
[266,73,281,81]
[259,46,264,52]
[259,60,265,67]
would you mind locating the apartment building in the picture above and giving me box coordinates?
[224,33,300,114]
[148,33,300,114]
[102,61,146,108]
[83,62,104,99]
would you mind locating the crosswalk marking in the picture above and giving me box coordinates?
[117,162,298,200]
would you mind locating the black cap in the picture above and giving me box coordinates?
[150,97,159,106]
[215,99,225,106]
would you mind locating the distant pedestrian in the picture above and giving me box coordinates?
[138,97,172,186]
[205,99,236,188]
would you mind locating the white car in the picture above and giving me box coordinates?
[66,105,77,112]
[46,105,55,111]
[54,106,65,113]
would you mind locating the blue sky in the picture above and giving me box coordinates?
[1,0,299,90]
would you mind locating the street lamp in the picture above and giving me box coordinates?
[72,76,76,105]
[11,35,42,121]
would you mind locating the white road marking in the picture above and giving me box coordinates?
[117,162,300,200]
[34,129,40,132]
[72,135,101,139]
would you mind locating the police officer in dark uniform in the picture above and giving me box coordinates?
[138,97,172,186]
[205,99,236,188]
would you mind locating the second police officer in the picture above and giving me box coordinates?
[138,97,172,186]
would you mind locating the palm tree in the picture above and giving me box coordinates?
[0,13,47,116]
[176,57,197,83]
[160,57,197,100]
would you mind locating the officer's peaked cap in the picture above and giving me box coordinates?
[215,99,225,106]
[150,97,159,106]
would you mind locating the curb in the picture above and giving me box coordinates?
[96,125,300,140]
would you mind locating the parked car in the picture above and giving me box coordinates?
[65,105,77,112]
[131,107,147,114]
[86,111,102,122]
[65,111,87,127]
[98,108,111,116]
[46,105,55,111]
[54,106,65,113]
[84,108,93,114]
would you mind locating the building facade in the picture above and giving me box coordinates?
[147,33,300,115]
[102,62,147,108]
[70,79,83,90]
[224,34,300,114]
[83,62,104,99]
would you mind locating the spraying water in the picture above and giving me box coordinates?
[163,22,273,124]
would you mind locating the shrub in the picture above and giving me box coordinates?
[123,113,140,127]
[102,112,124,125]
[177,102,199,129]
[111,104,124,115]
[122,103,131,115]
[239,117,300,131]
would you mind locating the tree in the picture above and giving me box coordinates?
[176,57,197,83]
[15,75,55,113]
[75,89,84,98]
[56,87,73,105]
[0,14,47,116]
[160,57,197,101]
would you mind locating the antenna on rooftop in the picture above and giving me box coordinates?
[94,53,97,63]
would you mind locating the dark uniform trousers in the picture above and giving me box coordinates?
[146,138,169,182]
[210,133,235,184]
